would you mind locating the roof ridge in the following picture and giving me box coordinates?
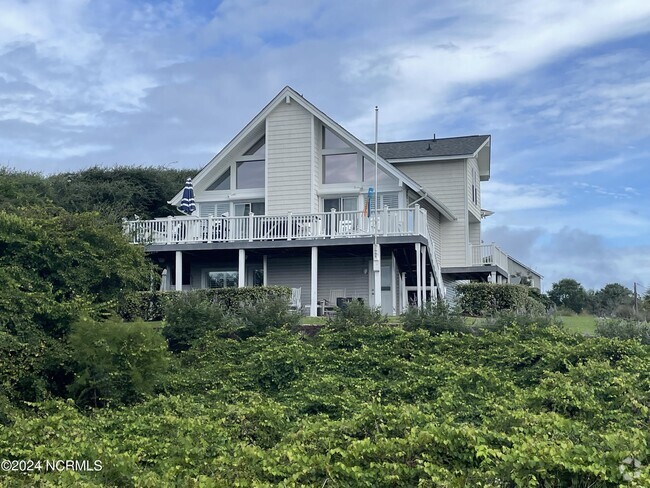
[369,134,489,145]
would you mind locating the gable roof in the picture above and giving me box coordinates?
[368,135,490,160]
[170,86,456,220]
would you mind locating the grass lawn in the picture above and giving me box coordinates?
[558,315,597,335]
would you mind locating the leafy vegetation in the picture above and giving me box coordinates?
[2,317,650,486]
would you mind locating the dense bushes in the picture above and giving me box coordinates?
[2,321,650,485]
[595,318,650,344]
[68,319,169,407]
[456,283,545,316]
[162,289,298,351]
[401,301,470,334]
[117,286,292,322]
[325,299,387,330]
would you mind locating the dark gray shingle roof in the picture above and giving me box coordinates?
[366,135,489,160]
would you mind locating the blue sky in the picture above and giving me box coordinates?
[1,0,650,292]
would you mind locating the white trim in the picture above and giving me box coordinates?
[310,247,318,317]
[238,249,246,287]
[175,251,183,291]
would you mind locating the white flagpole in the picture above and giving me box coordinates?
[373,106,381,310]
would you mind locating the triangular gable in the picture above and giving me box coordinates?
[169,86,455,221]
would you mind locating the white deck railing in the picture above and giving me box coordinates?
[470,243,508,270]
[123,207,429,245]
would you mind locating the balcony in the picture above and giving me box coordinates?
[123,208,428,246]
[470,243,508,270]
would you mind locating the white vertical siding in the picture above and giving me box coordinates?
[397,160,468,267]
[266,101,313,215]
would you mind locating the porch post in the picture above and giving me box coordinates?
[400,272,407,312]
[421,244,427,305]
[415,243,422,308]
[238,249,246,287]
[373,244,382,309]
[430,273,435,303]
[310,246,318,317]
[175,251,183,291]
[391,252,397,316]
[263,255,268,286]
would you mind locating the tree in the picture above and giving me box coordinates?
[590,283,633,317]
[548,278,588,314]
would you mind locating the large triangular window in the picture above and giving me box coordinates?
[323,127,351,150]
[244,136,265,157]
[206,168,231,191]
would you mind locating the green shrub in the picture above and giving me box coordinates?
[236,296,300,339]
[595,318,650,344]
[456,283,529,316]
[117,286,292,322]
[483,311,562,333]
[326,300,387,330]
[68,319,170,407]
[163,291,237,352]
[401,301,470,335]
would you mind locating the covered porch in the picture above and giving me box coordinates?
[149,237,438,316]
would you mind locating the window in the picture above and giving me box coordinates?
[323,127,350,149]
[363,157,397,186]
[324,196,358,212]
[234,201,265,216]
[471,167,479,205]
[368,192,399,212]
[206,271,238,289]
[244,136,265,156]
[206,169,231,191]
[236,160,265,189]
[323,153,358,184]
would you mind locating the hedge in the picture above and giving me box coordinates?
[455,283,542,316]
[117,287,292,322]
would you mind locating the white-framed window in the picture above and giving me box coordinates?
[362,156,397,186]
[205,136,266,192]
[471,167,479,205]
[204,270,238,289]
[233,201,265,216]
[323,196,358,212]
[236,160,265,189]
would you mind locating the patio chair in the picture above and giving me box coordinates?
[290,287,302,311]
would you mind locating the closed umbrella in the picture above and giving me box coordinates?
[178,177,196,215]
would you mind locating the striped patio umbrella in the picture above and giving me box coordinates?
[178,177,196,215]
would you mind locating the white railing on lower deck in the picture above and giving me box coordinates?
[470,243,508,270]
[123,207,428,245]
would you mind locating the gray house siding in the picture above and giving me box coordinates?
[317,255,370,305]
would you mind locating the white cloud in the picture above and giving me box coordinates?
[482,181,566,212]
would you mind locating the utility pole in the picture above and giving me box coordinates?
[634,282,638,315]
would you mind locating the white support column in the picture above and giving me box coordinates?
[391,252,397,316]
[175,251,183,291]
[415,242,422,308]
[238,249,246,288]
[310,246,318,317]
[373,243,382,309]
[429,273,435,303]
[400,272,407,312]
[263,255,268,286]
[421,244,427,306]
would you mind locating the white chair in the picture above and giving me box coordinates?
[290,287,302,311]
